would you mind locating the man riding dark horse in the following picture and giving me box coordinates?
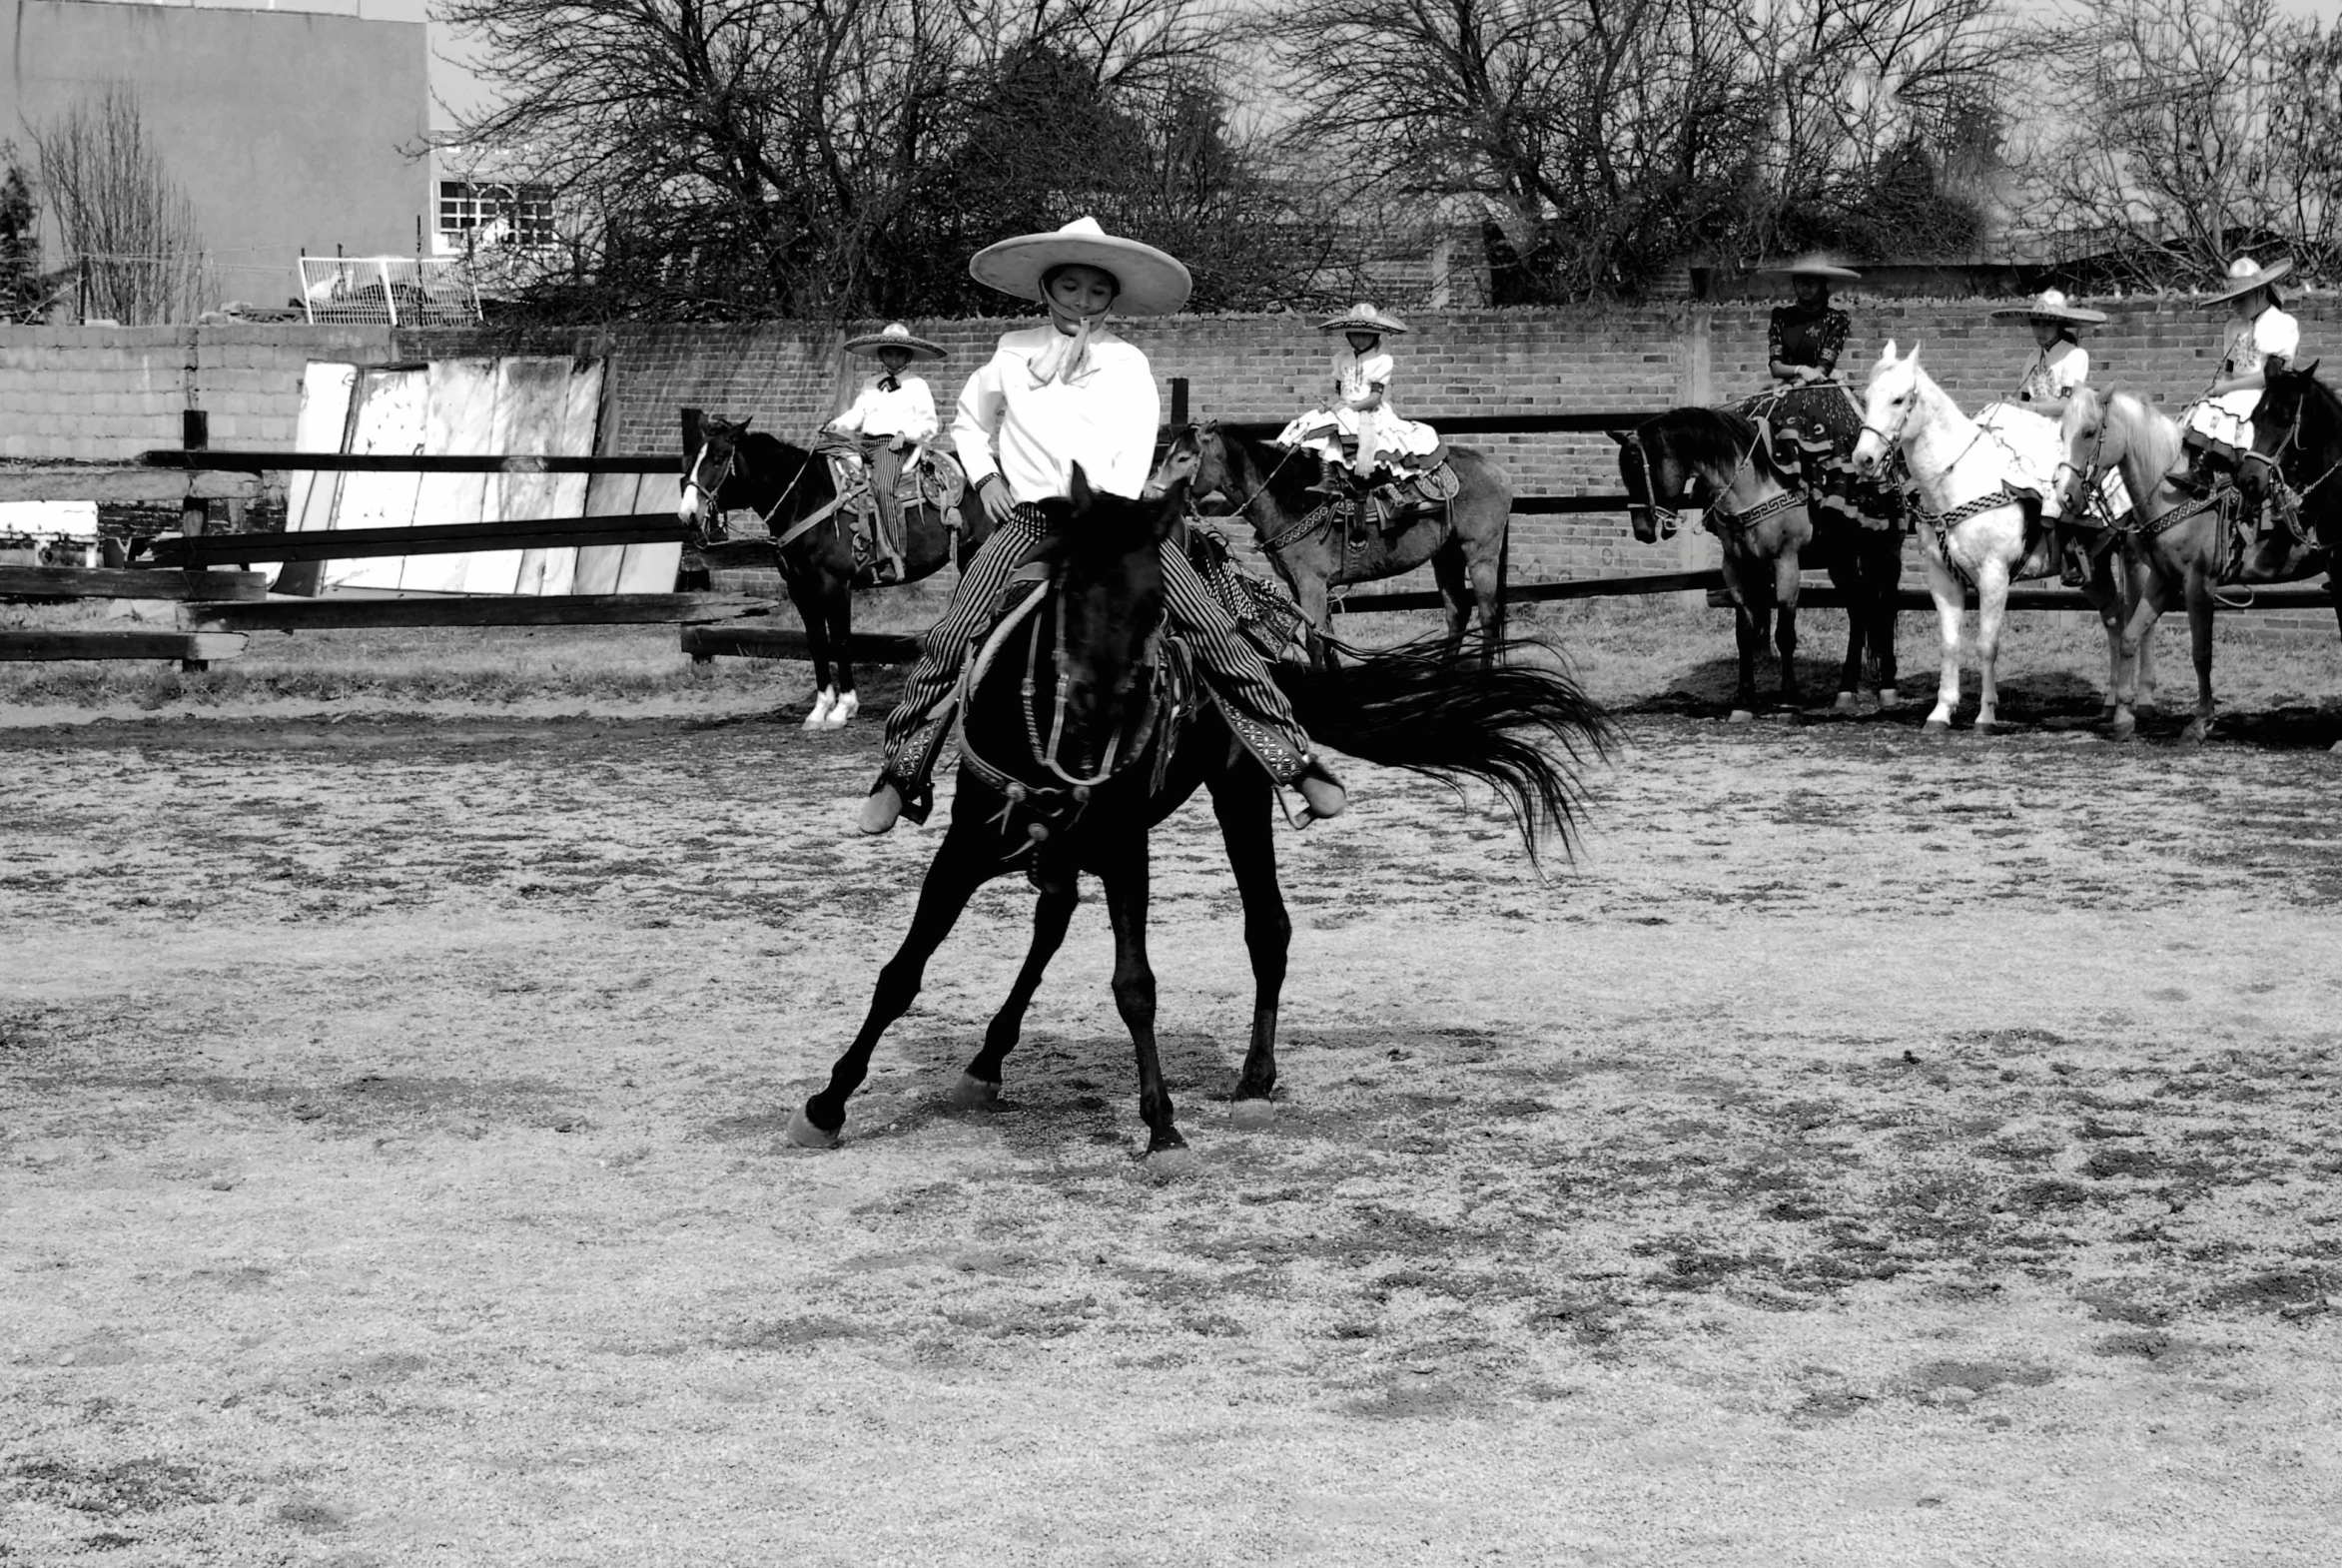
[823,322,948,584]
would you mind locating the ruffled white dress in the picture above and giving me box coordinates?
[2183,307,2300,452]
[1275,350,1441,466]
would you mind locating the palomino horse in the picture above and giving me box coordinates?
[1614,407,1904,719]
[787,468,1612,1161]
[677,415,989,726]
[1153,422,1512,661]
[1853,343,2144,733]
[2066,370,2338,742]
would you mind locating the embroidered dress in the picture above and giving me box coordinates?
[873,324,1317,813]
[1735,304,1903,530]
[1973,341,2130,522]
[2184,307,2301,454]
[1769,303,1850,380]
[1275,349,1440,465]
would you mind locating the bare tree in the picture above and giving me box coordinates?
[32,84,211,324]
[430,0,1293,319]
[1270,0,2018,300]
[2020,0,2339,285]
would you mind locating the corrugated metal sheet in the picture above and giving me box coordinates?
[286,357,650,597]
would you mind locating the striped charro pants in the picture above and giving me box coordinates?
[875,507,1313,816]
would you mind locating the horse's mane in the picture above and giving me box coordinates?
[1229,430,1322,510]
[2105,390,2183,485]
[1645,407,1785,486]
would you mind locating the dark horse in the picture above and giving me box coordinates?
[1154,422,1513,662]
[786,468,1613,1162]
[1614,407,1903,718]
[677,415,992,726]
[2235,365,2342,609]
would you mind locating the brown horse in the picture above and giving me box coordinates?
[2057,387,2301,743]
[1153,422,1513,661]
[677,415,989,726]
[1614,406,1905,719]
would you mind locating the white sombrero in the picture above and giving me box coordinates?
[1989,289,2108,327]
[2203,255,2293,307]
[968,216,1192,317]
[1319,302,1409,336]
[843,322,945,361]
[1758,252,1863,283]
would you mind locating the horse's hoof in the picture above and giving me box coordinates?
[1833,691,1860,713]
[1727,708,1756,724]
[2098,705,2118,726]
[2329,739,2342,755]
[1878,687,1902,709]
[1229,1099,1275,1132]
[824,694,859,729]
[2183,721,2212,746]
[785,1104,840,1150]
[947,1073,1000,1111]
[1923,717,1952,734]
[802,690,836,729]
[2105,711,2138,742]
[1143,1145,1201,1181]
[1972,718,1996,737]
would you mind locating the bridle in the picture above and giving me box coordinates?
[951,576,1171,849]
[681,440,734,522]
[682,434,830,549]
[2052,395,2118,528]
[1619,428,1678,538]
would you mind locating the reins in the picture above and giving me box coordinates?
[950,576,1167,849]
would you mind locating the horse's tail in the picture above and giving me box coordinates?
[1275,634,1615,865]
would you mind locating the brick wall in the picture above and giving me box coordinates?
[5,302,2337,631]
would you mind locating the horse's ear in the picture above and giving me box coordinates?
[1607,428,1636,446]
[1068,460,1097,515]
[1906,342,1923,368]
[1878,340,1900,365]
[739,414,754,429]
[1151,479,1189,543]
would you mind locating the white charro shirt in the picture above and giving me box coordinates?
[951,325,1161,503]
[828,375,939,442]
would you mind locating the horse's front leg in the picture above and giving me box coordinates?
[1292,568,1334,671]
[1097,834,1187,1163]
[1772,546,1803,709]
[1971,550,2015,734]
[1919,533,1965,732]
[2182,560,2218,745]
[2108,558,2169,740]
[823,570,859,727]
[1209,756,1288,1130]
[1719,554,1761,721]
[956,881,1080,1108]
[781,560,837,727]
[789,820,999,1148]
[1868,530,1905,707]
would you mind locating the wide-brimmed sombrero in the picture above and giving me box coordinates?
[968,216,1192,317]
[1319,302,1409,336]
[2203,255,2293,307]
[843,322,945,361]
[1989,288,2108,327]
[1758,252,1863,283]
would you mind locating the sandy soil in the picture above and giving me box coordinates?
[5,676,2341,1566]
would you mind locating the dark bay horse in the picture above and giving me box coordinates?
[677,415,990,726]
[1154,422,1512,662]
[1614,407,1904,718]
[2235,366,2341,608]
[786,468,1613,1163]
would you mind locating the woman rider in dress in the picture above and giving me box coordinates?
[1982,288,2119,584]
[857,218,1347,836]
[2181,257,2300,513]
[1740,254,1884,531]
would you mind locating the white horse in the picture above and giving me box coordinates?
[1851,342,2147,733]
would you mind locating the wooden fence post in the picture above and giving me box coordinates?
[180,410,211,673]
[1169,378,1188,429]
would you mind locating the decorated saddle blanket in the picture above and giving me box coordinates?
[820,445,966,521]
[1334,454,1463,533]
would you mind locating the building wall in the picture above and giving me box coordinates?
[4,0,430,311]
[1,299,2334,632]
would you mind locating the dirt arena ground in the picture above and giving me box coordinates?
[4,613,2340,1565]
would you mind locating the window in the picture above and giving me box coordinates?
[437,181,557,250]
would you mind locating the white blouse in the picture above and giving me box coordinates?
[2016,341,2088,404]
[1335,349,1395,408]
[2221,306,2300,379]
